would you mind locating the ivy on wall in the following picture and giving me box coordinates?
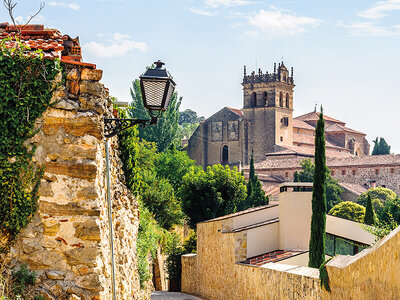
[0,39,61,251]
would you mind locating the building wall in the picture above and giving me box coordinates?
[247,222,279,258]
[6,66,142,300]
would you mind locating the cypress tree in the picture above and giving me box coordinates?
[294,171,300,182]
[308,107,327,269]
[364,192,375,225]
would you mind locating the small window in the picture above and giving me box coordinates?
[375,168,379,175]
[332,170,335,176]
[391,168,395,174]
[279,92,283,107]
[281,117,289,127]
[222,145,229,163]
[285,172,289,177]
[262,92,268,106]
[352,170,356,175]
[342,170,346,175]
[285,93,290,108]
[251,92,256,107]
[280,136,283,142]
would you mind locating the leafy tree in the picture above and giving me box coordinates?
[180,165,247,228]
[329,201,366,223]
[294,159,343,211]
[239,153,269,211]
[179,109,204,125]
[309,107,327,269]
[155,146,201,191]
[357,187,397,219]
[129,79,182,152]
[372,137,391,155]
[364,193,375,225]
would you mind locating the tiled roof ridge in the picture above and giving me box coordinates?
[326,123,366,136]
[295,111,346,125]
[225,106,243,116]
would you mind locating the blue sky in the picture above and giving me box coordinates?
[1,0,399,153]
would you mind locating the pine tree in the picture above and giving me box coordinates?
[372,137,391,155]
[364,193,375,225]
[308,107,327,269]
[239,153,269,211]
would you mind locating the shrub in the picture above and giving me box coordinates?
[328,201,365,223]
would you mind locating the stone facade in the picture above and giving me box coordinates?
[5,63,142,300]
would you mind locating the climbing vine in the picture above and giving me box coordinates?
[319,257,333,292]
[0,38,61,251]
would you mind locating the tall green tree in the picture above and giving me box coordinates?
[180,165,247,228]
[239,153,269,211]
[372,137,391,155]
[364,193,375,225]
[308,107,327,269]
[129,79,182,152]
[179,109,204,125]
[329,201,366,223]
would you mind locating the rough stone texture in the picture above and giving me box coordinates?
[323,225,400,299]
[7,66,143,299]
[181,219,321,300]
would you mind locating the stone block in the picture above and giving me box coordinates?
[79,96,106,115]
[42,116,102,140]
[67,69,80,81]
[38,181,54,197]
[68,295,81,300]
[76,187,98,200]
[65,247,99,267]
[81,69,103,81]
[74,219,100,241]
[43,219,60,236]
[69,80,80,95]
[45,162,97,181]
[75,274,102,291]
[39,201,101,217]
[46,271,65,280]
[80,81,104,97]
[50,283,63,297]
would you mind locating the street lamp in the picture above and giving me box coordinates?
[103,61,175,299]
[104,60,176,137]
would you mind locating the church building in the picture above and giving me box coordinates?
[187,62,370,169]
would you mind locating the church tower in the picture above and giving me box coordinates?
[242,62,295,164]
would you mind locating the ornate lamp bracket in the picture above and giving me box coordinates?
[104,117,157,138]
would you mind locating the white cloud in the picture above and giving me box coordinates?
[358,0,400,19]
[189,8,215,16]
[48,1,80,11]
[338,20,399,37]
[83,33,147,58]
[14,14,45,24]
[247,9,320,36]
[205,0,252,8]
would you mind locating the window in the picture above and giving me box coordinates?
[331,170,335,176]
[251,92,256,107]
[222,145,228,163]
[280,136,283,142]
[262,92,268,106]
[279,92,283,107]
[391,168,395,174]
[325,233,369,256]
[285,93,290,108]
[342,170,346,175]
[285,172,289,177]
[281,117,289,127]
[352,170,356,175]
[375,168,380,175]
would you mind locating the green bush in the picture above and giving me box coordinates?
[328,201,365,223]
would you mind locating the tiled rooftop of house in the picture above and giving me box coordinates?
[292,119,315,131]
[295,111,346,126]
[0,22,96,69]
[243,250,307,266]
[265,145,352,160]
[226,107,244,116]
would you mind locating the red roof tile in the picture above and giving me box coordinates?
[292,119,315,131]
[243,250,307,265]
[295,111,346,126]
[293,133,348,150]
[325,123,366,136]
[225,107,243,116]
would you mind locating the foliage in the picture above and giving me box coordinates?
[12,264,36,295]
[179,109,204,125]
[180,164,247,229]
[129,79,182,152]
[364,193,375,225]
[357,187,397,207]
[328,201,366,223]
[182,232,197,254]
[165,232,183,283]
[308,107,327,269]
[0,39,61,250]
[294,159,343,211]
[140,171,184,230]
[363,215,399,240]
[177,122,199,142]
[239,153,269,211]
[319,257,333,292]
[371,137,391,155]
[155,146,200,191]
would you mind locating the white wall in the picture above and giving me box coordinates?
[232,205,279,230]
[279,191,313,250]
[247,222,279,258]
[326,215,376,245]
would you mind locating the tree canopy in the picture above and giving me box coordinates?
[371,137,391,155]
[329,201,366,223]
[364,193,376,225]
[179,109,204,125]
[180,165,247,228]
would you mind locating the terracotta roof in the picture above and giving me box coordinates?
[253,154,400,171]
[266,145,352,159]
[325,123,366,136]
[295,111,346,126]
[293,133,349,150]
[225,107,243,116]
[292,119,315,131]
[339,182,368,196]
[0,22,95,69]
[243,250,307,266]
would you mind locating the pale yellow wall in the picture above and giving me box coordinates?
[279,191,313,250]
[326,215,375,245]
[232,205,279,230]
[247,222,279,258]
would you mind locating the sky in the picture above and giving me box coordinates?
[1,0,399,153]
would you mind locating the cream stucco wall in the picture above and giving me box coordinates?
[326,215,375,245]
[231,205,279,229]
[246,222,279,258]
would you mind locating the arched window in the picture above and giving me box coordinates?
[262,92,268,106]
[279,92,283,107]
[222,145,229,163]
[285,93,290,108]
[251,92,256,107]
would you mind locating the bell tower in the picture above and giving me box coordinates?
[242,62,295,163]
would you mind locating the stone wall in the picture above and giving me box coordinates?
[6,64,142,299]
[323,225,400,299]
[181,218,322,300]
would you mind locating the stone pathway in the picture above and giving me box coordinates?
[151,291,204,300]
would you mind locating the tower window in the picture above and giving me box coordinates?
[285,93,290,108]
[262,92,267,106]
[281,117,289,126]
[342,170,346,175]
[222,145,229,163]
[279,92,283,107]
[280,136,283,142]
[251,92,256,107]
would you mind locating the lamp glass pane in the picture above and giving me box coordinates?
[163,81,175,110]
[142,80,167,109]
